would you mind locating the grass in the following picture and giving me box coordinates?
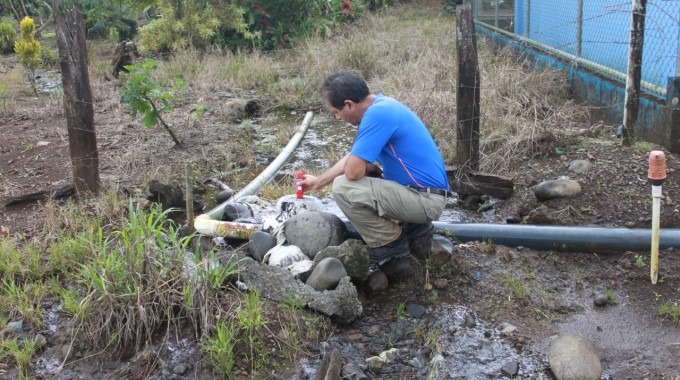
[606,288,619,305]
[658,299,680,323]
[502,275,529,300]
[0,338,38,380]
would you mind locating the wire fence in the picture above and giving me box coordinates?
[466,0,680,98]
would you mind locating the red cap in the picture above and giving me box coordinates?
[648,151,666,181]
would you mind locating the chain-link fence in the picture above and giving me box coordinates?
[467,0,680,98]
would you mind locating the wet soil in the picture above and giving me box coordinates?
[1,58,680,379]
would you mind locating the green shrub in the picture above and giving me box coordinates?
[236,0,362,50]
[14,17,41,93]
[0,21,16,54]
[138,0,248,55]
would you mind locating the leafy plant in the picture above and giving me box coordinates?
[606,288,618,305]
[658,299,680,323]
[0,21,16,53]
[13,16,41,93]
[138,0,249,54]
[396,301,407,319]
[120,59,185,146]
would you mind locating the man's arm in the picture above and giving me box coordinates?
[300,152,370,190]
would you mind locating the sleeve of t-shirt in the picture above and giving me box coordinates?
[351,108,396,164]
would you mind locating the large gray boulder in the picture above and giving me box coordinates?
[226,253,362,324]
[282,211,348,259]
[312,239,370,284]
[549,333,602,380]
[535,179,582,201]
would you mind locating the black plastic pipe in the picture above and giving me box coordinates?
[432,222,680,253]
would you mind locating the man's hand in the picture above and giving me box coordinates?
[299,174,324,191]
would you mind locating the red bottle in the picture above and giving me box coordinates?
[295,171,304,199]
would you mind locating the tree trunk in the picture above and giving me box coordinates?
[53,0,99,195]
[456,3,481,171]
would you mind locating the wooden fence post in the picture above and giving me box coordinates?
[53,0,99,194]
[456,3,481,171]
[622,0,647,147]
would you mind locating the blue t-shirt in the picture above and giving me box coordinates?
[351,94,449,189]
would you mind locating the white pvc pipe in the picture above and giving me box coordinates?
[650,185,662,283]
[194,111,314,236]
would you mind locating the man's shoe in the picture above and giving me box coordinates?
[402,222,434,259]
[410,235,433,260]
[380,256,415,282]
[367,233,410,264]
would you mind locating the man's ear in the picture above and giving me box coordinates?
[344,100,355,109]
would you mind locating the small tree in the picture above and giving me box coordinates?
[120,59,185,146]
[14,16,42,93]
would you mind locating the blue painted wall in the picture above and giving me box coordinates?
[513,0,679,91]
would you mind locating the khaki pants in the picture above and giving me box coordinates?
[332,176,446,248]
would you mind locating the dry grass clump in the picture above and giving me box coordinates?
[475,45,588,173]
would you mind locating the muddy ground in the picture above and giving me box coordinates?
[1,61,680,378]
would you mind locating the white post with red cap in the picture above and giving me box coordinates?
[648,151,666,284]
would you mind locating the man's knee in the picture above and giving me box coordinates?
[331,175,350,195]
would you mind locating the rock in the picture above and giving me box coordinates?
[288,260,314,278]
[61,344,75,361]
[229,253,362,324]
[535,179,582,201]
[366,356,384,373]
[408,356,426,369]
[464,313,476,328]
[506,216,522,224]
[0,326,20,338]
[275,195,323,223]
[148,180,184,209]
[500,323,517,336]
[549,333,602,380]
[223,202,254,221]
[313,239,371,284]
[378,348,399,363]
[366,270,389,293]
[341,362,367,379]
[263,245,307,267]
[34,333,47,348]
[248,231,277,262]
[568,159,593,174]
[314,349,343,380]
[501,361,519,376]
[525,205,555,225]
[367,325,381,336]
[406,303,426,318]
[282,211,348,259]
[306,257,348,291]
[173,364,188,375]
[462,194,482,209]
[593,293,608,307]
[223,98,261,120]
[433,278,448,289]
[215,189,234,203]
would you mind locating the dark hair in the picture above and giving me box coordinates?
[321,71,370,109]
